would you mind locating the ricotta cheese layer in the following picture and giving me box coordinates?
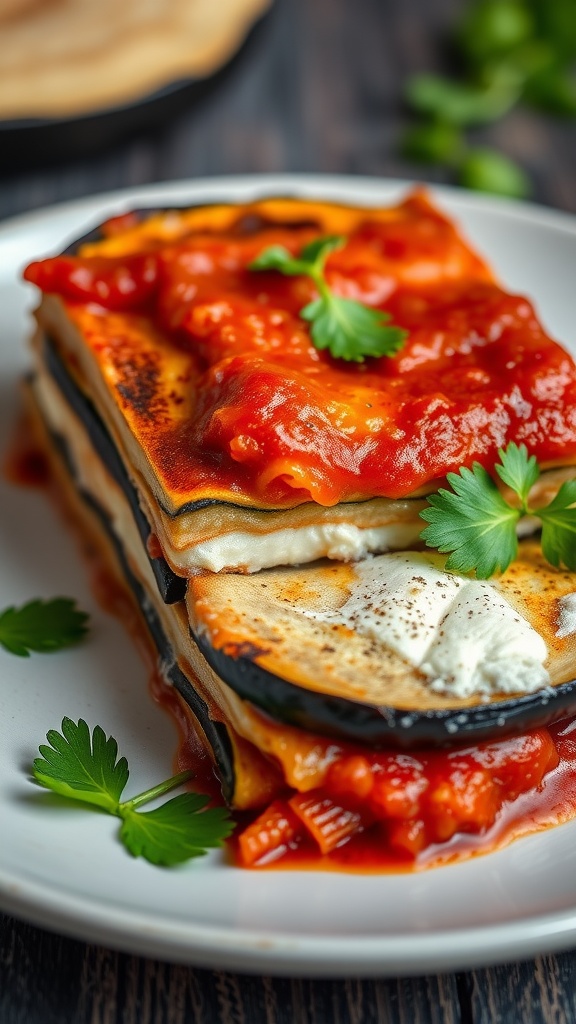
[179,522,424,573]
[303,552,550,698]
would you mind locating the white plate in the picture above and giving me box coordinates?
[1,175,576,978]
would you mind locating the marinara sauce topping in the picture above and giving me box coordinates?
[23,193,576,506]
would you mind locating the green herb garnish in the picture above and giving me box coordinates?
[33,718,234,866]
[250,235,407,362]
[401,0,576,197]
[419,441,576,578]
[0,598,89,657]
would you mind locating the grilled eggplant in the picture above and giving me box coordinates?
[21,192,576,812]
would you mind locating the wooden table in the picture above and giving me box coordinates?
[1,0,576,1020]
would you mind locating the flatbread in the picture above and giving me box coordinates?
[0,0,270,119]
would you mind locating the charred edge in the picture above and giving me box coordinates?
[222,641,272,660]
[47,424,236,803]
[191,628,576,750]
[115,358,163,420]
[60,200,336,256]
[43,335,185,604]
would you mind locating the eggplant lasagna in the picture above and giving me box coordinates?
[21,191,576,869]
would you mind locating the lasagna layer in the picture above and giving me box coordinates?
[24,191,576,572]
[27,343,576,745]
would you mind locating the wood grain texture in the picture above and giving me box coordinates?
[1,0,576,1021]
[0,916,466,1024]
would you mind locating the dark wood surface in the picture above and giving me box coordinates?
[1,0,576,1020]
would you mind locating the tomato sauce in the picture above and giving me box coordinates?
[234,720,576,872]
[23,193,576,507]
[7,425,576,873]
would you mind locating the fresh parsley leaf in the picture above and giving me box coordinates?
[495,441,539,505]
[420,463,521,578]
[420,442,576,577]
[405,73,519,125]
[538,479,576,571]
[402,0,576,196]
[0,597,89,657]
[457,1,535,65]
[250,235,407,362]
[400,121,465,166]
[524,66,576,115]
[458,147,531,198]
[32,719,235,866]
[299,235,346,264]
[249,237,346,277]
[120,794,234,866]
[33,718,129,813]
[301,297,406,362]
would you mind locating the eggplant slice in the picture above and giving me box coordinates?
[43,334,186,604]
[31,330,576,749]
[187,551,576,747]
[24,198,576,752]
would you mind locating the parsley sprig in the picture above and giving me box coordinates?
[33,718,234,866]
[420,442,576,578]
[402,0,576,198]
[0,598,89,657]
[250,235,407,362]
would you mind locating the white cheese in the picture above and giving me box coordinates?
[556,593,576,639]
[302,552,549,698]
[184,522,424,574]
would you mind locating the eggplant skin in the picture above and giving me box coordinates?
[85,491,236,802]
[191,626,576,750]
[44,334,186,605]
[35,409,236,802]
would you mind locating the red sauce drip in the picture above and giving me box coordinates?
[3,415,50,487]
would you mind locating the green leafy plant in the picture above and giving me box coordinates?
[420,442,576,577]
[401,0,576,197]
[250,236,407,362]
[33,718,234,866]
[0,598,89,657]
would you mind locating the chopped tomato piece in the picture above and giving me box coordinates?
[388,818,427,859]
[289,790,364,854]
[325,755,374,802]
[368,755,428,821]
[237,800,302,867]
[426,767,498,842]
[464,729,559,799]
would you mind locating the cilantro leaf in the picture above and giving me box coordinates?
[120,794,234,866]
[0,597,89,657]
[420,463,521,578]
[539,479,576,571]
[250,235,407,362]
[495,441,539,506]
[33,718,128,813]
[32,719,235,866]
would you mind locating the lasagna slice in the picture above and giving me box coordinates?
[21,191,576,869]
[24,191,576,575]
